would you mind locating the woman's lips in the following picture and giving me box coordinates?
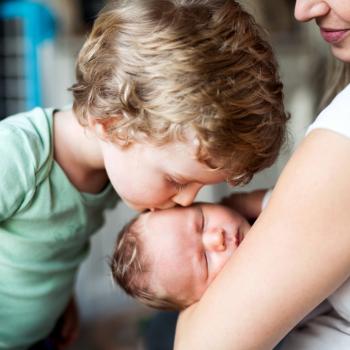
[320,28,350,43]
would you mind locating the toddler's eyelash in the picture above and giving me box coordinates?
[174,182,187,191]
[167,177,188,191]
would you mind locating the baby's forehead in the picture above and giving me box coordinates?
[140,205,201,227]
[136,205,197,241]
[134,212,149,235]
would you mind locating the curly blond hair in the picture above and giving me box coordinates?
[71,0,289,185]
[111,215,188,310]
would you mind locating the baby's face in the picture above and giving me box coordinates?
[139,203,251,305]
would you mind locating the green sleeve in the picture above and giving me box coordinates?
[0,125,36,222]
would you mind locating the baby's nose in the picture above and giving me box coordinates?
[202,228,225,251]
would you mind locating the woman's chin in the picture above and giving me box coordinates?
[331,46,350,63]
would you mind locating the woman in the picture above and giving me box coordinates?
[175,2,350,349]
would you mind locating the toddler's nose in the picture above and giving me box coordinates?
[202,228,225,252]
[172,183,203,207]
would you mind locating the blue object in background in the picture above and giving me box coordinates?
[0,0,56,117]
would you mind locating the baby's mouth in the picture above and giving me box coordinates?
[225,227,243,249]
[235,231,242,247]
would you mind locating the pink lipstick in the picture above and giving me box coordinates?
[320,28,350,43]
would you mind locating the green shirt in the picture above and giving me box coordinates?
[0,108,118,349]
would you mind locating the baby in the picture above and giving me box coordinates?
[111,203,251,310]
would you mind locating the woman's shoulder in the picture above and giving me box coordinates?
[307,84,350,139]
[325,83,350,113]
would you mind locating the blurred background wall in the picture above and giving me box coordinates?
[0,0,331,348]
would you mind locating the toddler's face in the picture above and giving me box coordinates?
[99,138,226,211]
[139,203,251,305]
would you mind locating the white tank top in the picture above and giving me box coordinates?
[307,83,350,139]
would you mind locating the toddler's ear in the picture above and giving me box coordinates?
[91,120,108,140]
[87,115,114,138]
[88,115,130,146]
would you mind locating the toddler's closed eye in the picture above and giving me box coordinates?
[166,176,188,192]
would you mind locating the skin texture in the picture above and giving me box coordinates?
[175,2,350,348]
[139,204,251,304]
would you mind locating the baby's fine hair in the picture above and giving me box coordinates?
[71,0,289,185]
[111,216,186,310]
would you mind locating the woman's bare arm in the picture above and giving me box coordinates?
[175,129,350,350]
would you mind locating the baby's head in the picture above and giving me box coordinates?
[71,0,288,188]
[111,203,251,310]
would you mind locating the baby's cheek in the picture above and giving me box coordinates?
[210,253,231,280]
